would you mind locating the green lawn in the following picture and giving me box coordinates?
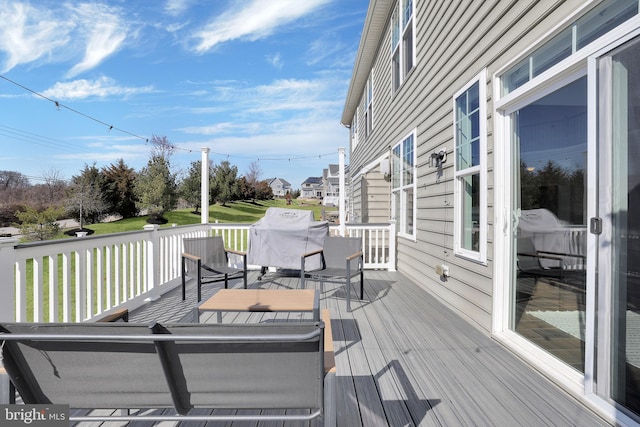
[64,199,333,236]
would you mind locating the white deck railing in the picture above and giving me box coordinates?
[0,222,395,323]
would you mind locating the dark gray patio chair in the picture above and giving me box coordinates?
[182,236,247,302]
[301,236,364,312]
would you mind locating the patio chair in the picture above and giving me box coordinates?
[516,236,585,281]
[301,236,364,312]
[182,236,247,302]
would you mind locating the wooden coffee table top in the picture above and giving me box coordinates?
[198,289,319,314]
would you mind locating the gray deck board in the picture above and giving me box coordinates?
[73,268,610,427]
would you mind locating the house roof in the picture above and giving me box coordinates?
[341,0,394,125]
[267,177,291,187]
[302,177,323,185]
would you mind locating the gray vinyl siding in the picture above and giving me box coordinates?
[346,0,589,333]
[360,171,390,223]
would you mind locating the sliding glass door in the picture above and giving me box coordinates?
[595,34,640,417]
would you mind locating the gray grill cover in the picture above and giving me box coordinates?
[248,208,328,270]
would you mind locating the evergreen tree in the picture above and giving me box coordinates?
[135,155,178,220]
[15,206,64,241]
[102,159,138,218]
[180,160,203,213]
[212,161,238,206]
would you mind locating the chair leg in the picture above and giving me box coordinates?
[197,275,202,302]
[197,259,202,302]
[181,257,187,301]
[346,277,351,312]
[243,269,247,289]
[360,270,364,299]
[224,274,228,289]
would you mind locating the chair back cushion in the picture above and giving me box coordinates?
[322,237,361,270]
[184,236,228,266]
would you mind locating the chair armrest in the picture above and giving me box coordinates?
[535,249,586,260]
[346,251,363,261]
[226,249,246,256]
[321,309,336,375]
[182,252,201,262]
[95,308,129,323]
[302,248,324,259]
[517,251,564,263]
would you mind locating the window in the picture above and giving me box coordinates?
[501,0,637,95]
[391,130,416,238]
[364,71,373,137]
[351,110,358,149]
[392,0,415,92]
[453,71,486,262]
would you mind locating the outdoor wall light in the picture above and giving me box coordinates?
[430,149,447,168]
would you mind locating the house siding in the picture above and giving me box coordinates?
[346,0,587,333]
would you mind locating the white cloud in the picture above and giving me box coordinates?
[305,37,344,66]
[42,76,155,100]
[266,52,283,69]
[0,2,129,76]
[191,0,331,53]
[164,0,193,16]
[66,3,129,78]
[0,1,72,72]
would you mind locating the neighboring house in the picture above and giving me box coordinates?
[322,164,349,207]
[300,177,323,199]
[266,177,291,197]
[342,0,640,423]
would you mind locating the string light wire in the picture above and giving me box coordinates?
[1,75,343,167]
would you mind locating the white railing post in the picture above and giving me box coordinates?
[143,224,160,298]
[338,147,346,237]
[388,221,397,272]
[0,238,18,322]
[201,147,210,225]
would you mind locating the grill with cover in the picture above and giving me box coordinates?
[248,208,328,274]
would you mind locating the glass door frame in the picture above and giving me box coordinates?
[493,20,640,425]
[588,26,640,421]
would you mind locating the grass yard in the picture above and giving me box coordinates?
[68,198,332,237]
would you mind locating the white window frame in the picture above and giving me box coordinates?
[453,70,487,263]
[364,71,374,137]
[392,0,415,92]
[391,129,417,239]
[351,110,358,149]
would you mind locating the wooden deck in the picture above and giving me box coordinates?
[76,269,609,426]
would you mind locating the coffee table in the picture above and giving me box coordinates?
[198,288,320,322]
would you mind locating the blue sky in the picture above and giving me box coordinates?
[0,0,365,190]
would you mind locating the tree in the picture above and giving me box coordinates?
[135,155,178,220]
[68,163,107,228]
[180,160,203,213]
[254,180,273,200]
[41,168,67,206]
[0,171,29,204]
[236,176,255,201]
[102,159,138,218]
[149,134,176,159]
[15,205,64,241]
[135,135,179,221]
[212,161,238,206]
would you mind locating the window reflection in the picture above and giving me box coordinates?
[512,77,588,372]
